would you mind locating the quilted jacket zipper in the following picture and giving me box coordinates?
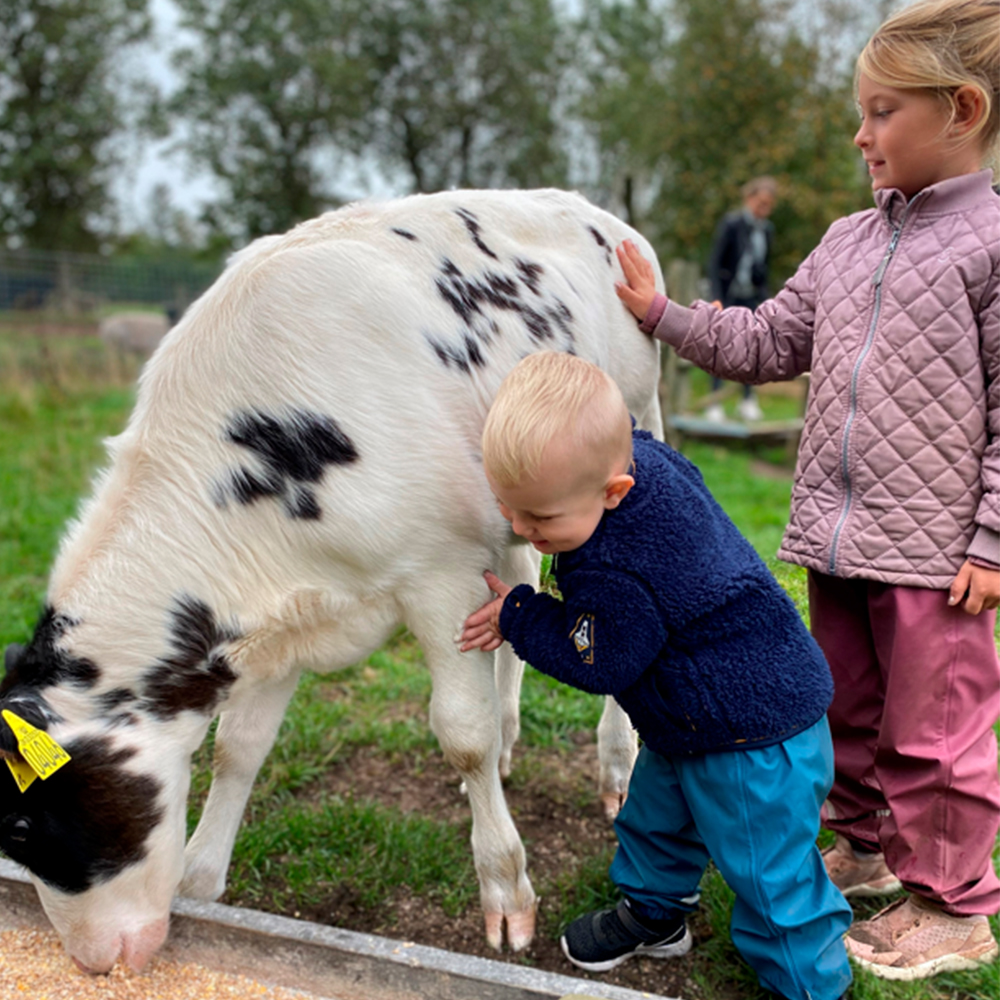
[827,200,915,575]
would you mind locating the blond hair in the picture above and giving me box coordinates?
[858,0,1000,157]
[483,352,632,488]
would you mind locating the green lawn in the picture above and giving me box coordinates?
[1,377,997,1000]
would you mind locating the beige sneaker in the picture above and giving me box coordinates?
[845,895,1000,981]
[821,835,902,897]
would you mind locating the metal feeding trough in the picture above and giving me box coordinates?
[0,858,679,1000]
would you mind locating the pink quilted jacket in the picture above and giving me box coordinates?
[646,170,1000,589]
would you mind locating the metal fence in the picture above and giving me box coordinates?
[0,247,221,316]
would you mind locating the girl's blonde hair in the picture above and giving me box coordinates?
[483,352,632,488]
[857,0,1000,157]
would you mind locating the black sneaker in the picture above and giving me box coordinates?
[560,899,692,972]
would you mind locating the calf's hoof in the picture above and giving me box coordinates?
[484,903,537,952]
[601,789,628,820]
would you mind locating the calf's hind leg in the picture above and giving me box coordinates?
[401,573,536,951]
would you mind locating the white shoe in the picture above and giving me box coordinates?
[737,396,764,421]
[703,403,726,423]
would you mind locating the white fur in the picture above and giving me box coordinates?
[35,189,663,967]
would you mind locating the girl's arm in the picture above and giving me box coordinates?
[616,239,816,384]
[953,260,1000,613]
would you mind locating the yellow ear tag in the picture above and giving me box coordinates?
[5,757,38,793]
[2,710,71,793]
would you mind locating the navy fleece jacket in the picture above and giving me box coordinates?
[499,430,833,757]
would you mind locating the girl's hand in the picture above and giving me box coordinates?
[460,571,513,652]
[948,560,1000,615]
[615,240,659,321]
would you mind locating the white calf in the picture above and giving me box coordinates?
[0,188,663,973]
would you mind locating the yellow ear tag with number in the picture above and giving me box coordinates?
[2,710,71,794]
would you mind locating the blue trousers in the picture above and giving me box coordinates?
[610,717,852,1000]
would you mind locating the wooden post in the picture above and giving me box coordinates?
[659,259,702,443]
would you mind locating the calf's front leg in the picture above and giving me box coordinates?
[179,671,300,900]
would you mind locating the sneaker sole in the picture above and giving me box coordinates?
[852,940,999,982]
[559,925,693,972]
[839,877,903,899]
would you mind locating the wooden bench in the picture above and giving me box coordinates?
[660,354,807,461]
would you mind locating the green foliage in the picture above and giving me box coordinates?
[170,0,375,242]
[0,0,151,251]
[577,0,873,283]
[169,0,569,244]
[362,0,570,193]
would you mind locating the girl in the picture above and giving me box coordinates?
[615,0,999,983]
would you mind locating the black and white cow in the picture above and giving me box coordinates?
[0,189,663,973]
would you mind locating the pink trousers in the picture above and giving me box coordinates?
[808,570,1000,916]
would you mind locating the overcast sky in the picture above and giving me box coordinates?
[112,0,216,230]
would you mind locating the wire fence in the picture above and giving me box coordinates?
[0,247,221,318]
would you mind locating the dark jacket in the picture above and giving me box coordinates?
[708,208,774,306]
[499,431,833,757]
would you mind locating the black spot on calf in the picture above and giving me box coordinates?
[98,688,135,712]
[429,255,576,373]
[220,408,359,520]
[0,608,99,697]
[515,259,545,295]
[139,596,240,720]
[456,208,499,260]
[588,226,613,265]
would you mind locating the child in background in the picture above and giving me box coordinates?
[460,351,852,1000]
[615,0,999,980]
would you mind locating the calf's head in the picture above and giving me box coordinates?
[0,638,188,973]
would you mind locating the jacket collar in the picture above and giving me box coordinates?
[875,169,997,226]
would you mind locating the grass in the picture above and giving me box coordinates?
[1,350,998,1000]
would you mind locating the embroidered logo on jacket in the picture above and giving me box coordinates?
[571,614,595,664]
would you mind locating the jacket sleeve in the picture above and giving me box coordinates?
[498,572,668,696]
[970,257,1000,563]
[649,243,820,384]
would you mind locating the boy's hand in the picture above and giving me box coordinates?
[948,560,1000,614]
[460,571,513,652]
[615,240,659,321]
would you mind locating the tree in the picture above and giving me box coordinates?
[169,0,376,244]
[169,0,571,245]
[577,0,872,283]
[363,0,569,193]
[0,0,151,251]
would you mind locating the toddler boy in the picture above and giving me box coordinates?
[460,351,851,1000]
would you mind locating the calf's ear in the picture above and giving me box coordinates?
[0,645,27,760]
[3,643,25,677]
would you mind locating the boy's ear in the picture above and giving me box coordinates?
[603,473,635,509]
